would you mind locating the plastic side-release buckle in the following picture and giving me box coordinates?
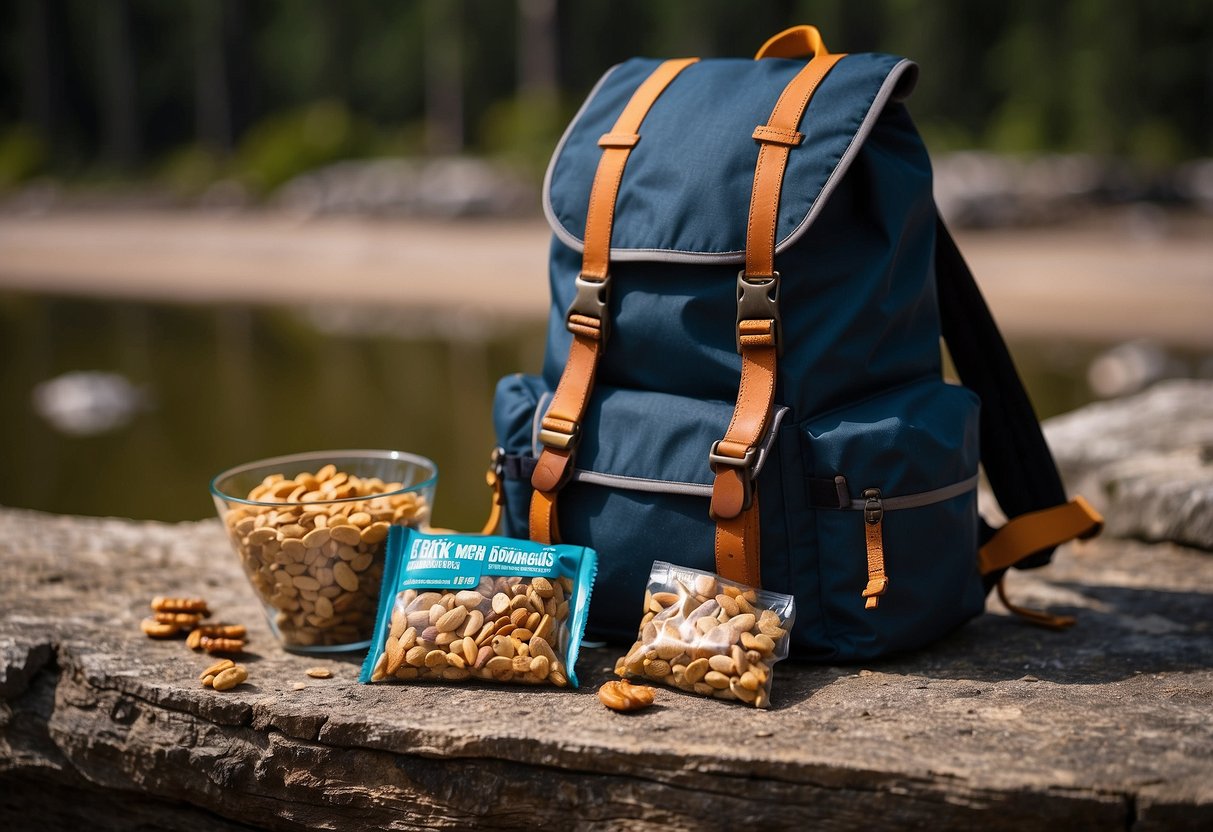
[566,273,611,344]
[736,270,781,354]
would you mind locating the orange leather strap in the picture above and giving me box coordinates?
[978,496,1104,576]
[710,49,845,584]
[529,488,560,546]
[530,57,698,544]
[714,492,763,588]
[862,510,888,610]
[996,574,1076,630]
[480,448,505,536]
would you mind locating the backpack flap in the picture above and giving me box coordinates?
[544,53,918,262]
[540,51,940,425]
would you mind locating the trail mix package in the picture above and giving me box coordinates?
[361,528,596,687]
[614,562,795,708]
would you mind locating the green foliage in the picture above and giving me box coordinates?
[915,120,979,156]
[0,126,47,187]
[477,92,568,180]
[234,100,376,193]
[157,145,228,197]
[1129,120,1187,169]
[2,0,1210,186]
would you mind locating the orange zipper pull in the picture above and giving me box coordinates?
[861,488,888,610]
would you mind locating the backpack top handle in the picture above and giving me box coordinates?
[755,25,831,60]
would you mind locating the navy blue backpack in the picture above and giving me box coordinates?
[491,26,1102,661]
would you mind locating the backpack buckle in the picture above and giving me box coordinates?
[709,440,758,512]
[567,273,611,343]
[736,270,781,354]
[538,421,580,451]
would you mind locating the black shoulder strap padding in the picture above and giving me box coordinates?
[934,210,1068,575]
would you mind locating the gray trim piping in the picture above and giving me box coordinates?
[541,64,623,250]
[568,467,977,505]
[525,391,974,507]
[776,58,915,260]
[571,471,713,497]
[543,58,918,265]
[529,398,788,493]
[838,473,980,512]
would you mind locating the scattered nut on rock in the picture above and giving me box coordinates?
[199,659,235,681]
[291,682,308,690]
[211,665,249,692]
[151,596,210,615]
[598,679,657,712]
[152,611,205,628]
[140,618,180,639]
[305,667,332,679]
[199,636,245,655]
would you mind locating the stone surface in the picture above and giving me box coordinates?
[1045,380,1213,551]
[1,507,1211,829]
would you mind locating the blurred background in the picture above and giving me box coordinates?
[0,0,1211,530]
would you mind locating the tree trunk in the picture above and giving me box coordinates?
[96,0,140,169]
[424,0,464,155]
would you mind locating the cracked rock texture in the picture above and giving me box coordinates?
[1045,380,1213,551]
[0,506,1210,830]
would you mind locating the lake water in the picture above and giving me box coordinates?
[0,291,1169,531]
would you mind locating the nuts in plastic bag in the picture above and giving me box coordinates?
[614,561,794,708]
[361,528,597,687]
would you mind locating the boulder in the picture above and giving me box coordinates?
[1045,379,1213,551]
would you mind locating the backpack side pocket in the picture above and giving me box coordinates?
[793,378,985,660]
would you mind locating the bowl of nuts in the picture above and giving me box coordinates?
[210,450,437,653]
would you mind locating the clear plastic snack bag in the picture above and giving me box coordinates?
[614,561,795,708]
[361,528,596,687]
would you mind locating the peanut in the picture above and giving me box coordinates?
[305,667,332,679]
[615,567,792,708]
[140,618,180,639]
[199,659,235,680]
[367,576,576,687]
[598,679,656,712]
[211,665,248,692]
[153,611,204,628]
[199,636,245,655]
[151,596,210,615]
[188,624,246,650]
[220,465,429,648]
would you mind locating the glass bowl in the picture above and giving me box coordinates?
[210,449,437,653]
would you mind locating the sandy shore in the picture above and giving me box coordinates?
[1,210,1210,346]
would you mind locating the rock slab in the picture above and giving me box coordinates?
[0,507,1211,830]
[1045,379,1213,551]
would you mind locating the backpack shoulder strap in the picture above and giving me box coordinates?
[529,57,699,544]
[933,212,1103,583]
[710,46,846,588]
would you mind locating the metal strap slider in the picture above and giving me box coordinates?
[709,440,758,512]
[566,273,611,343]
[538,422,579,451]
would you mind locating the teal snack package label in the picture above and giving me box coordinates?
[360,528,598,688]
[400,534,574,588]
